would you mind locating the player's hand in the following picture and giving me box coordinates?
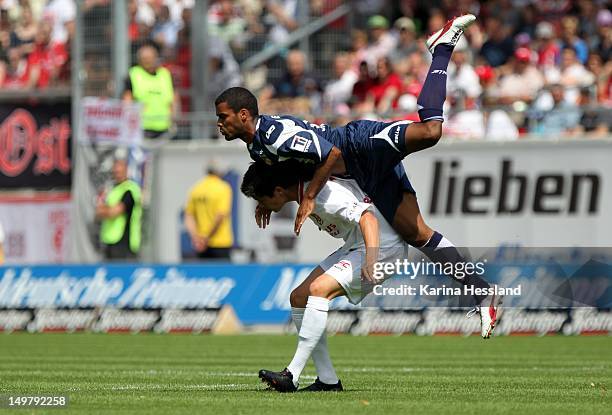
[294,196,315,235]
[255,204,272,229]
[361,260,378,284]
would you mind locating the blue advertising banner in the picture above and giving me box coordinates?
[1,255,611,326]
[0,264,317,325]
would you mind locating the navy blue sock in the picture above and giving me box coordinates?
[417,231,490,305]
[417,44,454,122]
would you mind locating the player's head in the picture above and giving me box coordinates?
[214,87,259,141]
[241,161,314,212]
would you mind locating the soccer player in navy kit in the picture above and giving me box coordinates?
[215,15,501,341]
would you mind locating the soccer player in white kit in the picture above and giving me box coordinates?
[241,161,408,393]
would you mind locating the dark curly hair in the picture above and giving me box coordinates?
[215,87,259,117]
[241,160,315,199]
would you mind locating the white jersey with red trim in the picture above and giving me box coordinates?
[301,177,404,251]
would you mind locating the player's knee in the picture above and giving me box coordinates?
[290,288,307,307]
[398,226,422,246]
[308,279,331,298]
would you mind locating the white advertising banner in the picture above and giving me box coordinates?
[403,139,611,247]
[79,97,142,146]
[0,194,72,263]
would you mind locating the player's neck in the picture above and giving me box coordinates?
[242,116,259,144]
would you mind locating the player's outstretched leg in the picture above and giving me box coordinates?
[472,292,504,339]
[392,192,501,338]
[417,231,503,338]
[404,14,476,154]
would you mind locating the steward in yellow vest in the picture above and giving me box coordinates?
[122,44,177,138]
[96,159,142,260]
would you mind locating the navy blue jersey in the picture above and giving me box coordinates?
[248,115,336,165]
[248,114,416,223]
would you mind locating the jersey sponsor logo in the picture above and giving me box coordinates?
[289,135,312,153]
[431,69,447,75]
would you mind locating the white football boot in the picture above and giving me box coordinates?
[426,14,476,54]
[467,292,503,339]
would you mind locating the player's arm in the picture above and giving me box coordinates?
[296,146,344,235]
[359,210,380,284]
[269,124,345,233]
[321,181,379,282]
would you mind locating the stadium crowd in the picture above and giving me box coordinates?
[0,0,73,89]
[1,0,610,138]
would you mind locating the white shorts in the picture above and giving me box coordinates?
[319,244,408,305]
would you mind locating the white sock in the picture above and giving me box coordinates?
[291,307,339,385]
[287,296,329,386]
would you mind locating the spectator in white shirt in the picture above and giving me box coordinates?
[324,53,358,114]
[559,47,595,103]
[364,15,396,70]
[42,0,75,45]
[496,47,544,105]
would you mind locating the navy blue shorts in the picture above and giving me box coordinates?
[335,119,416,224]
[368,164,416,225]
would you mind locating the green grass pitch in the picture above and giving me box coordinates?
[0,333,610,414]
